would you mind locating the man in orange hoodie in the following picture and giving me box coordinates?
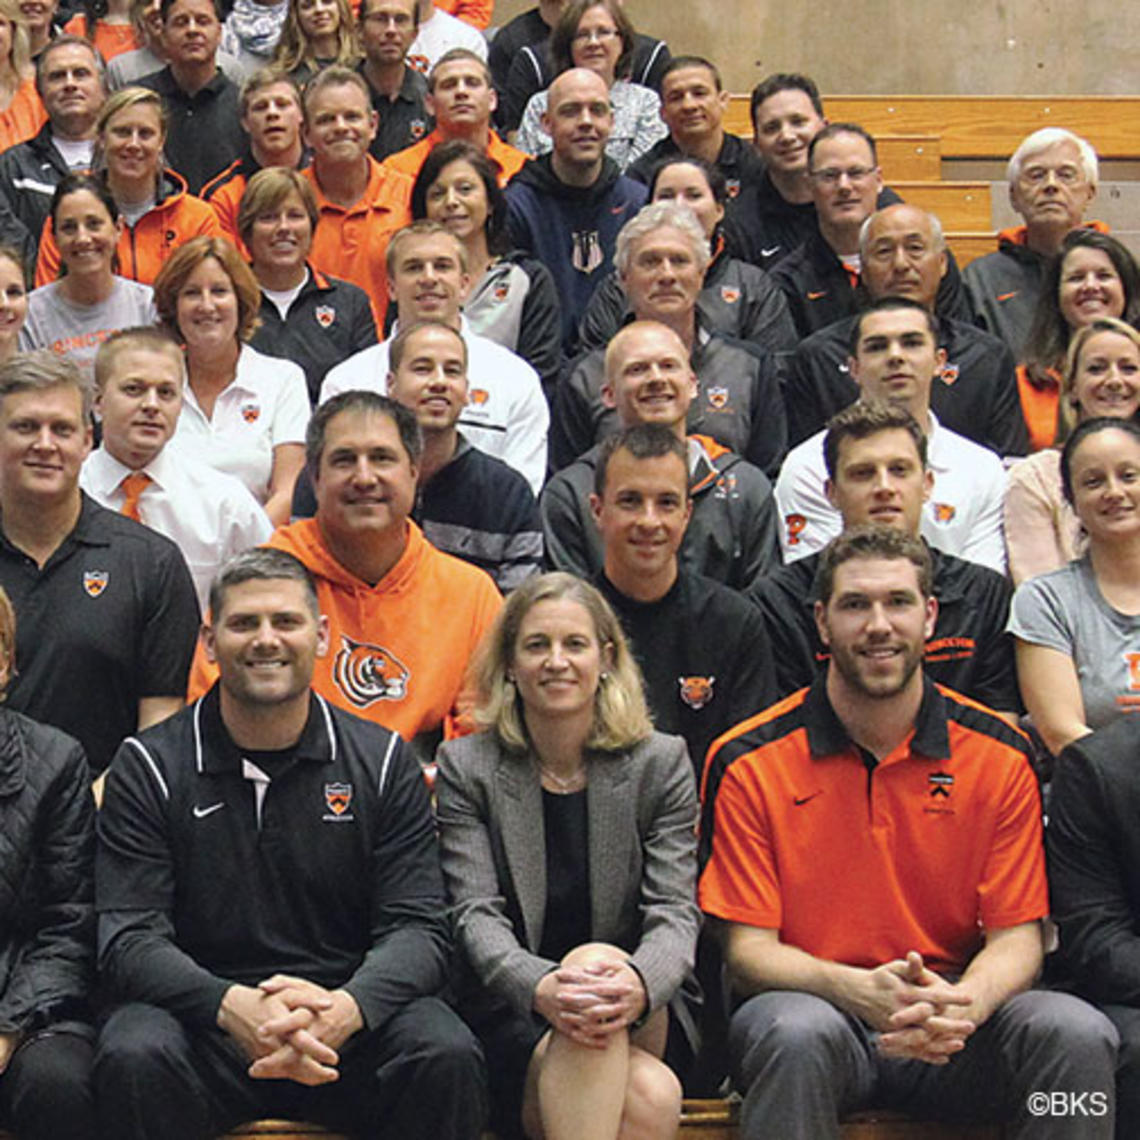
[191,390,501,761]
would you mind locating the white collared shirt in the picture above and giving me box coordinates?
[173,344,310,504]
[81,444,274,612]
[774,413,1008,573]
[320,317,549,496]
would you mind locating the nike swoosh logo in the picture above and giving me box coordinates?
[193,802,225,819]
[807,291,826,301]
[761,246,781,258]
[793,792,821,807]
[996,291,1018,302]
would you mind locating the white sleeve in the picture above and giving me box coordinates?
[514,93,550,157]
[270,361,311,447]
[502,361,549,497]
[774,437,838,563]
[958,455,1008,574]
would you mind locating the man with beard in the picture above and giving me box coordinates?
[698,524,1118,1140]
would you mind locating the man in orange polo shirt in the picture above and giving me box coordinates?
[699,525,1117,1140]
[382,48,527,186]
[302,66,413,326]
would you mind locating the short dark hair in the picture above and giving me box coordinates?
[808,121,878,171]
[0,350,94,424]
[411,138,509,255]
[849,296,940,356]
[593,423,689,499]
[208,548,319,623]
[358,0,419,27]
[660,55,721,92]
[750,72,823,130]
[1060,416,1140,507]
[306,391,422,481]
[823,399,927,482]
[160,0,223,23]
[815,524,932,605]
[50,171,119,230]
[647,154,728,207]
[388,319,468,372]
[94,326,185,391]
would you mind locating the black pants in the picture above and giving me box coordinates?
[0,1027,96,1140]
[95,998,488,1140]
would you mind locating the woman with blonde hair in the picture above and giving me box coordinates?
[1005,316,1140,585]
[436,571,699,1140]
[273,0,357,85]
[154,235,309,524]
[0,0,45,151]
[34,86,220,285]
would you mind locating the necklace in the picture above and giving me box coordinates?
[537,761,586,793]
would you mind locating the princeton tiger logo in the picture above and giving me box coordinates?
[409,119,428,140]
[1126,652,1140,691]
[720,286,741,304]
[940,364,960,385]
[725,179,740,199]
[324,782,352,815]
[932,502,957,523]
[493,283,510,302]
[333,636,410,707]
[241,402,261,423]
[315,305,335,328]
[83,570,109,597]
[707,386,729,410]
[678,675,715,710]
[785,513,807,546]
[469,388,489,406]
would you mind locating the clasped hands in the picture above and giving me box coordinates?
[217,974,363,1086]
[857,951,978,1066]
[534,957,647,1050]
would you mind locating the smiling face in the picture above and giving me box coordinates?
[242,81,303,160]
[569,3,621,83]
[387,231,468,322]
[428,57,496,132]
[0,253,28,349]
[102,101,164,185]
[205,576,329,712]
[620,225,703,323]
[175,256,239,354]
[542,68,612,172]
[659,64,725,145]
[313,407,417,546]
[17,0,55,39]
[651,162,723,240]
[603,323,696,431]
[810,131,882,233]
[386,324,468,433]
[96,344,183,468]
[510,596,612,725]
[297,0,340,42]
[0,383,92,509]
[826,428,932,535]
[1058,246,1125,330]
[1066,426,1140,544]
[423,158,489,244]
[815,555,936,703]
[849,308,944,416]
[248,189,313,277]
[1072,330,1140,421]
[53,188,120,278]
[304,81,377,165]
[752,87,825,177]
[861,205,947,308]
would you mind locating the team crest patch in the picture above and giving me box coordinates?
[241,402,261,424]
[678,676,715,710]
[409,119,428,140]
[707,386,729,410]
[83,570,109,597]
[493,283,510,302]
[469,388,489,406]
[725,178,741,199]
[720,286,741,305]
[928,771,954,798]
[940,364,960,386]
[324,782,352,815]
[333,635,410,707]
[785,513,807,547]
[932,502,956,524]
[315,305,335,329]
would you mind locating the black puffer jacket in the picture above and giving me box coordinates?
[0,711,95,1034]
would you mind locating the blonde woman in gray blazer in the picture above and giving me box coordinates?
[436,572,700,1140]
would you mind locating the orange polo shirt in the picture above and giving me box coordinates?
[382,127,529,187]
[699,678,1047,976]
[304,157,412,329]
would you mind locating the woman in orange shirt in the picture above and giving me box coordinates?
[0,0,45,152]
[63,0,141,61]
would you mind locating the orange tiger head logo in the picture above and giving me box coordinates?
[333,636,410,708]
[678,676,715,710]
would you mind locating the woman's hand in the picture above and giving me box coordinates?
[534,958,648,1048]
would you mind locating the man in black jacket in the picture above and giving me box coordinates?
[94,548,488,1140]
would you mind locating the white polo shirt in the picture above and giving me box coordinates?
[173,344,310,505]
[81,444,274,612]
[320,317,549,495]
[407,9,488,74]
[774,413,1008,573]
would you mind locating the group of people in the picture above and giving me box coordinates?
[1,2,1140,1140]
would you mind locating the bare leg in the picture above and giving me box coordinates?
[618,1045,682,1140]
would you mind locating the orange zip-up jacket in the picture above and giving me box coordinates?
[34,170,221,286]
[382,126,528,187]
[188,518,502,743]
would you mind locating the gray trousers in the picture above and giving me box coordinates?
[729,989,1118,1140]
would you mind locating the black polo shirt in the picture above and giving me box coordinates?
[784,314,1029,455]
[139,66,245,194]
[597,570,777,782]
[626,132,765,200]
[0,494,199,773]
[750,544,1019,714]
[361,64,433,162]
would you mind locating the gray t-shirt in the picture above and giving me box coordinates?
[1008,555,1140,730]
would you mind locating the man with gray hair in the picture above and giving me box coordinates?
[552,201,786,477]
[0,350,199,775]
[783,203,1027,456]
[964,127,1101,356]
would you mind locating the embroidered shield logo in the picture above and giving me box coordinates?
[410,119,428,140]
[720,286,741,305]
[241,402,261,423]
[725,178,741,199]
[940,364,960,385]
[315,305,335,328]
[493,283,510,302]
[469,388,489,406]
[325,782,353,815]
[83,570,109,597]
[707,386,729,409]
[678,676,715,710]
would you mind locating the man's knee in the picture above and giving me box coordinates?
[381,997,485,1082]
[1003,990,1118,1060]
[4,1030,95,1138]
[95,1003,191,1085]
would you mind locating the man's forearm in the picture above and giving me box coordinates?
[955,922,1043,1028]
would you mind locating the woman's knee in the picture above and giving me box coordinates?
[620,1050,681,1140]
[560,942,629,971]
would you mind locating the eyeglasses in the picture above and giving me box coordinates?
[810,165,878,186]
[572,27,618,44]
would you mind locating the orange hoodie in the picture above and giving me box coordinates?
[189,519,502,743]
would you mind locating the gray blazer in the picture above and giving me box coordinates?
[435,730,700,1020]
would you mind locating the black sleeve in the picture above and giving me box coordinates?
[576,271,627,354]
[0,183,36,282]
[549,363,599,471]
[964,574,1021,715]
[935,248,974,325]
[750,578,819,699]
[1049,739,1140,1004]
[984,341,1029,457]
[742,346,787,481]
[345,282,379,355]
[724,465,781,591]
[724,603,779,733]
[515,258,564,404]
[784,339,858,448]
[539,471,596,578]
[501,47,546,134]
[735,266,799,357]
[137,541,201,698]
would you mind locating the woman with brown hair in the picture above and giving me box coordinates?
[272,0,358,85]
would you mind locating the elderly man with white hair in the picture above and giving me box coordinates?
[964,127,1102,356]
